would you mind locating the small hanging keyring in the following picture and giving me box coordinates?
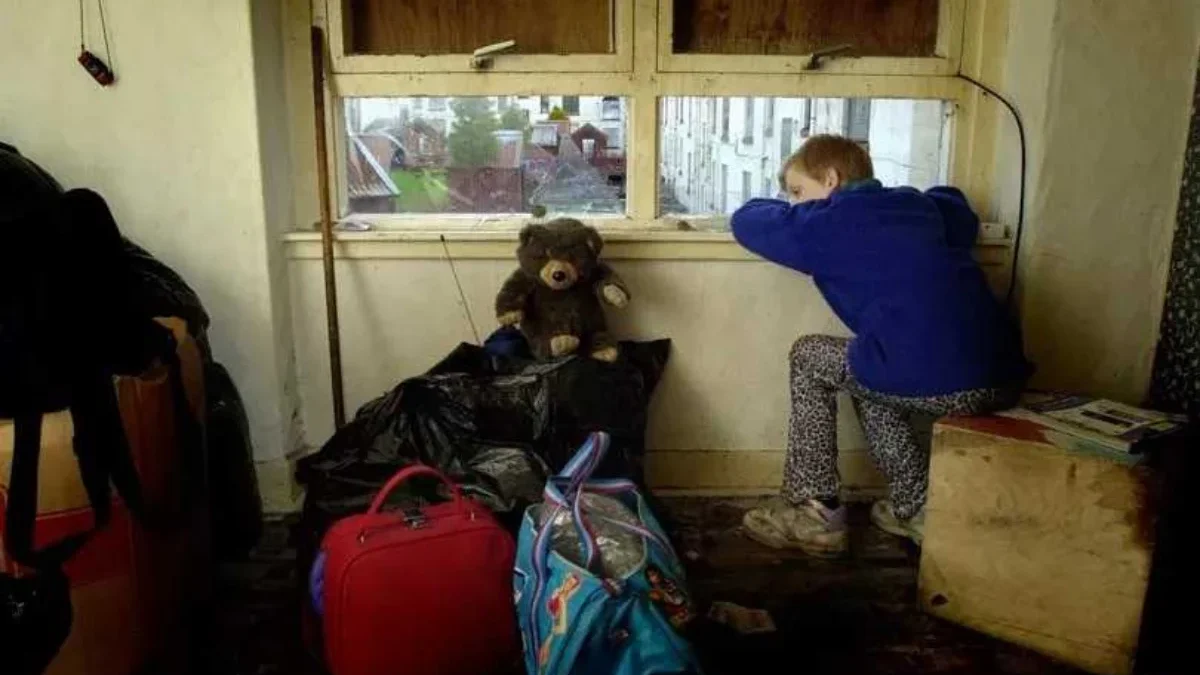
[78,0,115,86]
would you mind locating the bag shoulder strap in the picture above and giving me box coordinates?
[5,414,93,569]
[3,337,201,570]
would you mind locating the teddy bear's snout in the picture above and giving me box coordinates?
[539,259,579,290]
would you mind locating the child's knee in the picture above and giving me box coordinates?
[789,334,832,368]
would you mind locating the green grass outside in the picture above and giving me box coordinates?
[389,169,450,212]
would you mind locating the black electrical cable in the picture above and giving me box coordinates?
[956,73,1026,309]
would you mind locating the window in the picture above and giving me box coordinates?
[664,0,957,76]
[743,98,755,144]
[780,117,796,158]
[720,98,731,142]
[601,96,621,121]
[719,164,729,213]
[845,98,872,142]
[343,96,627,216]
[660,96,950,216]
[332,0,628,74]
[318,0,978,228]
[600,124,623,149]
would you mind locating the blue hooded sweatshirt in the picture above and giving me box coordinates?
[731,180,1030,397]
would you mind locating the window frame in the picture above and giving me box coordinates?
[313,0,996,232]
[742,97,755,145]
[325,0,635,74]
[657,0,967,76]
[844,98,872,142]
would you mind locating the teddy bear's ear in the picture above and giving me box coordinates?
[584,226,604,255]
[519,223,546,247]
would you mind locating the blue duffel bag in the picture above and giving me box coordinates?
[514,431,702,675]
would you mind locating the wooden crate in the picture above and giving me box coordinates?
[918,416,1158,675]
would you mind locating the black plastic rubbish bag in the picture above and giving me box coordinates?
[0,569,72,675]
[205,362,264,560]
[0,142,62,220]
[294,338,670,560]
[2,143,209,341]
[121,238,210,340]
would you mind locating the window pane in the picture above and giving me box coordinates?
[659,96,951,220]
[347,0,615,55]
[345,96,627,217]
[673,0,940,58]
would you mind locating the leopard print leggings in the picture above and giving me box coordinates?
[784,335,1020,519]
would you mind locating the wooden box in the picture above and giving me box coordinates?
[918,415,1158,675]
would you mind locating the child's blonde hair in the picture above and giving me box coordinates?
[779,134,874,192]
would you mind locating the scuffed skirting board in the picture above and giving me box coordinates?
[644,448,886,499]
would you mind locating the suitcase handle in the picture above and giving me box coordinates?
[367,464,464,515]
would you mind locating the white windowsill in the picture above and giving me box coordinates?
[283,223,1012,262]
[283,226,745,260]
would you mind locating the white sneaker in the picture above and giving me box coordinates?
[870,500,925,545]
[742,498,848,558]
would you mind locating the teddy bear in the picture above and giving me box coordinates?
[495,218,630,362]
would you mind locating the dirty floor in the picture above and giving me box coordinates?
[209,498,1085,675]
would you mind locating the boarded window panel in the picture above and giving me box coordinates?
[347,0,614,56]
[673,0,941,58]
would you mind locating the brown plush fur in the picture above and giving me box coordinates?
[494,218,630,361]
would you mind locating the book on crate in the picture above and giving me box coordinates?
[998,394,1186,459]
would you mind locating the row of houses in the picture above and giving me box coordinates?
[659,96,952,215]
[346,96,627,214]
[344,95,949,217]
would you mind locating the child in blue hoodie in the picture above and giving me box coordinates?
[732,135,1029,557]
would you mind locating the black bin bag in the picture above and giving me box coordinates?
[294,339,670,567]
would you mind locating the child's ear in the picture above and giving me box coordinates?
[822,168,841,189]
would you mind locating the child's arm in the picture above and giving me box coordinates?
[730,198,834,274]
[926,187,980,250]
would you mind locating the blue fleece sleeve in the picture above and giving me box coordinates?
[730,198,834,274]
[926,187,980,249]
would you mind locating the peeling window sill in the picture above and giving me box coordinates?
[283,224,1012,263]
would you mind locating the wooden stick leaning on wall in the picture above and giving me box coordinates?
[311,26,347,428]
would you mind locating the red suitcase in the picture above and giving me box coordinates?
[320,465,519,675]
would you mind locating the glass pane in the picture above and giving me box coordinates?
[347,0,615,56]
[344,96,627,217]
[659,97,951,220]
[673,0,940,58]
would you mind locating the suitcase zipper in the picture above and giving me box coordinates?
[356,509,478,543]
